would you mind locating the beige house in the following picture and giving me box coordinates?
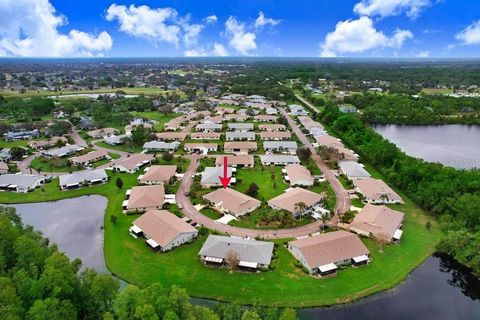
[123,185,165,213]
[184,143,218,155]
[260,131,291,141]
[0,162,9,174]
[87,128,118,139]
[254,115,278,122]
[224,142,257,155]
[267,187,324,217]
[190,132,222,140]
[112,154,154,173]
[259,124,286,131]
[283,164,314,186]
[288,230,370,276]
[28,136,67,149]
[350,204,405,243]
[315,135,358,161]
[138,165,177,185]
[353,178,404,204]
[203,188,261,217]
[70,150,109,166]
[155,132,187,141]
[215,155,254,168]
[130,210,198,252]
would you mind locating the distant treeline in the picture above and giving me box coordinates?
[318,105,480,277]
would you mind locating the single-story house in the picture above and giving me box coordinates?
[353,178,404,204]
[215,155,254,168]
[260,131,291,141]
[123,185,165,213]
[138,165,177,185]
[225,132,256,141]
[164,119,184,131]
[154,132,187,141]
[0,162,8,174]
[198,235,274,270]
[227,123,254,132]
[284,164,314,186]
[190,132,222,140]
[173,106,195,114]
[87,128,118,139]
[104,134,128,146]
[254,115,278,122]
[195,123,223,132]
[130,210,198,252]
[258,124,286,131]
[288,230,370,275]
[315,135,358,161]
[4,129,40,141]
[224,114,250,122]
[259,155,300,166]
[265,107,278,115]
[0,173,46,192]
[263,141,298,155]
[42,145,84,158]
[111,154,154,173]
[28,136,67,150]
[338,161,371,179]
[201,166,235,188]
[267,187,324,217]
[224,142,257,155]
[70,150,109,166]
[184,143,218,155]
[215,106,236,114]
[202,115,224,124]
[350,204,405,243]
[0,148,11,162]
[288,104,308,116]
[203,187,261,217]
[143,141,180,153]
[59,169,108,190]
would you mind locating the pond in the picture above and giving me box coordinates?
[5,195,108,272]
[374,124,480,169]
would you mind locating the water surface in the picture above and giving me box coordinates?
[374,124,480,169]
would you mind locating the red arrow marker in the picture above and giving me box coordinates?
[219,156,231,188]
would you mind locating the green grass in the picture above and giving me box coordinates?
[95,141,143,153]
[0,139,31,149]
[130,112,178,131]
[1,160,442,308]
[233,165,288,202]
[0,87,185,98]
[229,206,316,229]
[351,198,365,208]
[29,156,82,173]
[200,208,222,220]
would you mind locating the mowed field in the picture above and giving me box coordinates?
[0,87,185,98]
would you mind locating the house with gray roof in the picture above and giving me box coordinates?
[59,169,108,190]
[0,148,11,162]
[227,123,254,132]
[143,141,180,153]
[195,123,223,132]
[104,134,129,146]
[4,129,40,141]
[338,161,371,179]
[259,155,300,166]
[0,173,47,192]
[198,235,274,269]
[225,132,256,141]
[201,167,235,188]
[42,145,84,158]
[263,141,298,155]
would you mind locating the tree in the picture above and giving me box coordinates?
[27,298,76,320]
[116,177,123,189]
[294,202,307,217]
[296,147,312,161]
[9,147,26,161]
[246,183,259,198]
[241,310,261,320]
[162,152,174,162]
[279,308,298,320]
[373,232,391,253]
[225,250,239,272]
[0,277,24,320]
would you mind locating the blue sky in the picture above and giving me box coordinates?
[1,0,480,57]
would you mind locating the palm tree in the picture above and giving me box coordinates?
[379,193,390,203]
[294,202,308,218]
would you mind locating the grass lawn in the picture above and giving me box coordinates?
[233,165,288,202]
[130,112,178,131]
[29,156,82,173]
[200,207,222,220]
[95,141,143,153]
[1,160,442,308]
[0,139,31,149]
[229,206,316,229]
[0,87,185,98]
[351,198,365,208]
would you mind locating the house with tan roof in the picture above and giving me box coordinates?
[283,164,314,186]
[138,165,177,185]
[184,143,218,155]
[214,106,236,114]
[202,115,224,124]
[190,132,222,140]
[353,178,404,204]
[350,204,404,243]
[254,115,278,122]
[112,153,154,173]
[28,136,67,150]
[164,119,184,131]
[258,124,286,131]
[123,185,166,213]
[267,187,324,217]
[224,114,250,122]
[70,150,109,166]
[215,155,254,168]
[315,135,358,161]
[224,142,257,155]
[130,210,198,252]
[260,131,291,141]
[0,162,8,175]
[155,132,187,141]
[203,188,261,217]
[288,230,370,275]
[87,128,118,139]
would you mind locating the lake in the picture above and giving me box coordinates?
[374,124,480,169]
[5,195,108,272]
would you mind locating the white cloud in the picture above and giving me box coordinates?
[353,0,432,19]
[106,4,206,47]
[204,15,218,24]
[212,43,229,56]
[184,48,207,57]
[0,0,112,57]
[455,20,480,46]
[320,16,413,57]
[225,16,257,55]
[254,11,281,28]
[417,50,430,57]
